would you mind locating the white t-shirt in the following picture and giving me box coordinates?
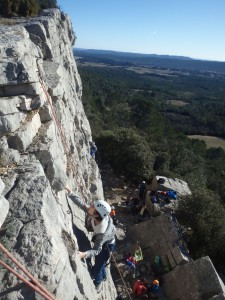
[92,216,108,235]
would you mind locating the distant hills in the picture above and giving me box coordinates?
[74,48,225,73]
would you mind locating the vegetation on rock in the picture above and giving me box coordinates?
[0,0,58,17]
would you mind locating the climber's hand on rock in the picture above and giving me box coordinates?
[77,251,86,259]
[65,185,72,193]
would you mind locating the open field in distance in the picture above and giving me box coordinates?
[188,135,225,150]
[166,100,190,106]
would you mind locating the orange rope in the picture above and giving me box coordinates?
[0,243,55,300]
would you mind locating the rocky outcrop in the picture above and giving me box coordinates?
[131,214,190,269]
[150,176,192,196]
[163,256,225,300]
[130,215,225,299]
[0,9,116,300]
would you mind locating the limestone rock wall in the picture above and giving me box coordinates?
[0,9,116,300]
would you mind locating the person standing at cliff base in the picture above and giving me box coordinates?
[110,206,118,225]
[139,181,146,201]
[65,185,116,293]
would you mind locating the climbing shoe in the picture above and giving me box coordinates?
[95,282,103,293]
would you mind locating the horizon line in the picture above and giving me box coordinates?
[74,47,225,63]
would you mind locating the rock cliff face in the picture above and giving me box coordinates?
[0,9,117,300]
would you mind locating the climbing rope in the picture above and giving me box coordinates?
[109,250,133,300]
[35,60,133,299]
[0,243,55,300]
[36,58,91,204]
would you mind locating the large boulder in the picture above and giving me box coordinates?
[150,175,192,196]
[163,257,225,300]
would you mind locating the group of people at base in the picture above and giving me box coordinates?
[121,241,160,299]
[126,179,178,223]
[133,278,160,299]
[110,205,119,225]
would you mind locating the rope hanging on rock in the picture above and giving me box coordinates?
[109,249,133,300]
[36,58,91,203]
[0,243,55,300]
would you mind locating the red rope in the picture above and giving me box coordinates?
[0,260,53,300]
[0,243,55,300]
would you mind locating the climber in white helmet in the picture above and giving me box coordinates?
[65,185,116,294]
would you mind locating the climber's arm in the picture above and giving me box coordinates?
[76,235,104,260]
[65,185,88,211]
[85,234,104,258]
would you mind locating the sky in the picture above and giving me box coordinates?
[57,0,225,62]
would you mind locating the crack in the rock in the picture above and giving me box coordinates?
[4,176,20,199]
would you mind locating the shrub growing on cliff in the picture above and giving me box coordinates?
[0,0,58,17]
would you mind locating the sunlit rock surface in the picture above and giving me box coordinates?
[0,9,116,300]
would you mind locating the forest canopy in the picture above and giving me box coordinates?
[0,0,58,17]
[77,62,225,274]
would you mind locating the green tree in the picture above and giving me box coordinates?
[96,128,155,181]
[177,189,225,273]
[0,0,57,17]
[39,0,57,9]
[205,147,225,202]
[0,0,13,16]
[11,0,21,14]
[169,140,207,190]
[19,0,40,17]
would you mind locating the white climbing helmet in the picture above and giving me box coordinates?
[94,200,111,218]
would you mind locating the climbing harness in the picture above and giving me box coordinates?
[0,243,55,300]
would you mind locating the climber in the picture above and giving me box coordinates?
[133,278,147,298]
[110,206,118,225]
[90,141,97,158]
[139,181,146,201]
[126,255,137,278]
[148,279,160,296]
[65,185,116,293]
